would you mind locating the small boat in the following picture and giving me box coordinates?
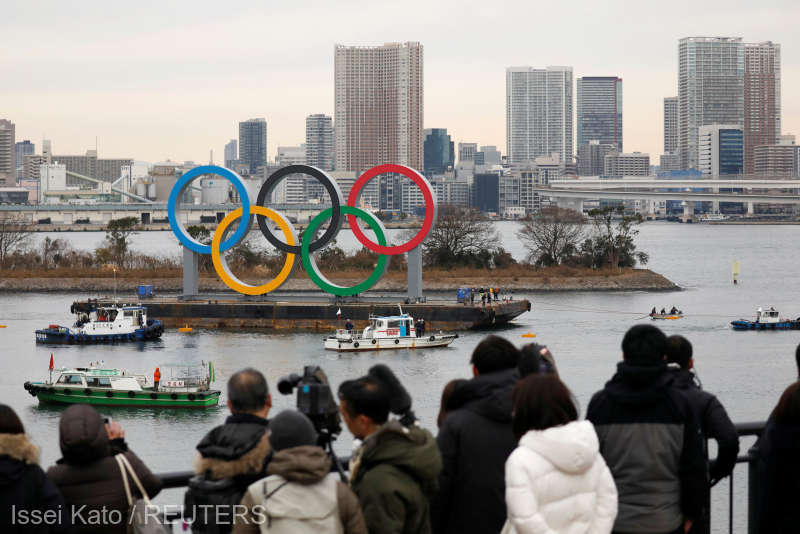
[324,306,458,352]
[23,361,220,408]
[699,213,729,223]
[35,304,163,344]
[731,307,800,331]
[650,312,683,320]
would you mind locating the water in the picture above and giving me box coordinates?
[4,221,800,531]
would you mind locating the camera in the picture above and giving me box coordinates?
[277,366,342,445]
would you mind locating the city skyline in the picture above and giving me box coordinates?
[3,1,798,166]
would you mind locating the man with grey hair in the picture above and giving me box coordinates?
[185,368,273,534]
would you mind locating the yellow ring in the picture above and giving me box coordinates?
[211,206,297,295]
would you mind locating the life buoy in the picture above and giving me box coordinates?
[188,394,196,401]
[150,393,158,399]
[106,391,114,398]
[84,388,92,396]
[371,339,377,344]
[127,391,136,398]
[429,335,435,342]
[353,342,360,348]
[395,339,400,345]
[170,393,178,400]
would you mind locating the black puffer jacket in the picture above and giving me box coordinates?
[47,404,162,534]
[754,420,800,534]
[193,413,271,488]
[670,368,739,483]
[587,362,706,534]
[0,433,66,533]
[433,368,517,534]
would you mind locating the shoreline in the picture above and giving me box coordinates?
[0,268,679,293]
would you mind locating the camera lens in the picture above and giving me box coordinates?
[277,374,300,395]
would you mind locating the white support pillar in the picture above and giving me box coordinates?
[407,246,423,302]
[183,246,199,298]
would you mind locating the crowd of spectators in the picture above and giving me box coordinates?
[2,327,799,533]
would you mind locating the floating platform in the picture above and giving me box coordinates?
[70,297,531,332]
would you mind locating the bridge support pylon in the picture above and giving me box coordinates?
[182,246,199,299]
[407,245,424,303]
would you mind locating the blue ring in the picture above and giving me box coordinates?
[167,166,251,254]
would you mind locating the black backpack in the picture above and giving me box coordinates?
[184,474,244,534]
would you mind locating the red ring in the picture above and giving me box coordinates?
[346,164,435,255]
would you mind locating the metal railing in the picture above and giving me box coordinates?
[154,423,767,533]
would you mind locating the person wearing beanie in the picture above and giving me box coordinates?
[586,325,706,534]
[234,410,366,534]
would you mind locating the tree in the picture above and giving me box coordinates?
[97,217,139,268]
[0,214,32,268]
[517,207,585,266]
[421,205,500,268]
[580,207,649,268]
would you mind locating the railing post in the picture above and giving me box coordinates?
[748,444,760,534]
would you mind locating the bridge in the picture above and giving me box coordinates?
[535,177,800,218]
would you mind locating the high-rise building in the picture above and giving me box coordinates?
[506,66,573,164]
[224,139,237,168]
[698,125,743,176]
[604,152,650,177]
[678,37,744,170]
[239,118,267,174]
[577,76,622,151]
[305,114,334,171]
[0,120,15,186]
[754,135,799,177]
[14,140,34,181]
[659,153,681,173]
[458,142,478,164]
[423,128,454,176]
[334,42,423,172]
[578,141,617,176]
[51,147,132,186]
[664,97,678,154]
[744,42,781,175]
[478,146,502,166]
[472,174,500,213]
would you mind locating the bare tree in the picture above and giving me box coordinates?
[420,205,499,267]
[517,207,585,266]
[0,214,32,268]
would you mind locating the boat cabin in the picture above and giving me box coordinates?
[364,314,416,339]
[756,307,781,324]
[52,368,145,390]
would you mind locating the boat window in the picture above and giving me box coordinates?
[124,310,135,317]
[388,320,403,328]
[86,377,112,387]
[57,374,83,384]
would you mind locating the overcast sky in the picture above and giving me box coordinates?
[3,0,797,165]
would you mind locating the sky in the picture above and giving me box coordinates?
[3,0,798,165]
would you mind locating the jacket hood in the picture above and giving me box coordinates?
[520,420,599,474]
[194,415,271,479]
[0,433,40,487]
[669,368,696,389]
[605,361,672,405]
[360,421,441,488]
[447,368,516,424]
[58,404,111,464]
[267,445,330,484]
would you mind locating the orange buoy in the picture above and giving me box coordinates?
[521,332,536,338]
[178,324,193,333]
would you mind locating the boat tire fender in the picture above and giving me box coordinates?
[106,391,113,398]
[188,394,196,401]
[371,339,377,344]
[170,393,178,400]
[63,389,71,395]
[84,388,92,396]
[197,394,205,400]
[150,393,158,400]
[395,339,400,345]
[429,335,435,342]
[353,342,360,348]
[127,391,136,398]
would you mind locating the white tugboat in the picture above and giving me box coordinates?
[324,306,458,352]
[35,304,164,344]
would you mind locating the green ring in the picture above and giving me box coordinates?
[302,206,389,296]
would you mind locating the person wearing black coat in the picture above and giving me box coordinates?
[433,335,520,534]
[754,381,800,534]
[0,404,66,533]
[47,404,162,534]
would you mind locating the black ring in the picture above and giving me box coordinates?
[255,165,344,254]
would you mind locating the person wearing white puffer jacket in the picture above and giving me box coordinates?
[502,374,617,534]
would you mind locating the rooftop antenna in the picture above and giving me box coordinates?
[209,149,213,165]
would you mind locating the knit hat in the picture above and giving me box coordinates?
[268,410,318,451]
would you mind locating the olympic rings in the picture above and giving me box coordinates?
[168,166,251,254]
[302,206,389,296]
[347,164,437,255]
[255,165,344,254]
[167,164,438,297]
[211,206,299,296]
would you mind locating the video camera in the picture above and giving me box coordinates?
[277,365,341,443]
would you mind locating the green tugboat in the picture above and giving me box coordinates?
[24,357,220,408]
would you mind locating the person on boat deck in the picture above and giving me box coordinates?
[660,307,666,315]
[418,318,426,337]
[345,319,354,333]
[651,307,657,316]
[153,367,161,391]
[670,306,678,315]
